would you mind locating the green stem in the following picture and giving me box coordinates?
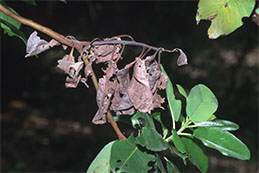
[177,132,192,136]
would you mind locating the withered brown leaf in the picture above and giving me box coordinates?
[128,57,153,113]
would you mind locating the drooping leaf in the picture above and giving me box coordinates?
[186,84,218,123]
[165,158,180,173]
[176,84,187,99]
[181,137,208,173]
[195,119,239,131]
[131,112,168,151]
[87,141,115,173]
[160,65,182,122]
[171,129,186,154]
[22,0,36,6]
[175,48,188,66]
[196,0,256,39]
[110,134,155,172]
[193,127,250,160]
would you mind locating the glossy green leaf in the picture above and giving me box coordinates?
[171,129,186,154]
[165,158,180,173]
[132,112,168,151]
[196,0,256,39]
[0,19,27,44]
[160,65,182,122]
[187,84,218,123]
[167,144,188,165]
[22,0,37,6]
[194,127,250,160]
[155,154,166,173]
[87,141,115,173]
[181,137,208,173]
[176,84,187,98]
[195,119,239,131]
[152,112,168,138]
[110,134,155,172]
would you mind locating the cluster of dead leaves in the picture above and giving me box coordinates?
[25,32,187,125]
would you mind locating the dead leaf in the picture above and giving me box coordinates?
[128,58,153,113]
[25,31,60,58]
[176,48,188,66]
[92,76,114,124]
[252,10,259,26]
[65,75,81,88]
[152,92,165,109]
[57,55,75,74]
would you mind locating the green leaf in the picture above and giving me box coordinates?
[165,158,180,173]
[59,0,67,4]
[171,129,186,154]
[0,6,27,44]
[186,84,218,123]
[160,65,182,122]
[87,141,115,173]
[131,112,155,129]
[195,119,239,131]
[196,0,256,39]
[167,144,188,165]
[132,112,168,151]
[110,134,155,172]
[181,137,208,173]
[152,112,168,138]
[22,0,37,6]
[136,127,168,152]
[0,19,27,44]
[155,154,166,173]
[176,84,187,98]
[193,127,250,160]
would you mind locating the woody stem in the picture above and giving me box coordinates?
[0,2,126,140]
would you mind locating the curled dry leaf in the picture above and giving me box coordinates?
[175,48,188,66]
[25,31,59,58]
[128,57,153,113]
[93,76,114,124]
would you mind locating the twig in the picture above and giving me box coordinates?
[0,2,126,140]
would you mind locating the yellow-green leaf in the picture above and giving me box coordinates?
[196,0,256,39]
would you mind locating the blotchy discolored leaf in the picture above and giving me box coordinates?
[110,134,155,172]
[196,0,256,39]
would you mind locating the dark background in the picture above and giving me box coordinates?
[1,1,258,172]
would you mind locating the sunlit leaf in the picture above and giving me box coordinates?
[196,0,256,39]
[110,134,155,172]
[186,84,218,123]
[181,137,208,173]
[195,119,239,131]
[194,127,250,160]
[87,141,115,173]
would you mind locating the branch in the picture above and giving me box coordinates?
[0,2,126,140]
[0,3,84,51]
